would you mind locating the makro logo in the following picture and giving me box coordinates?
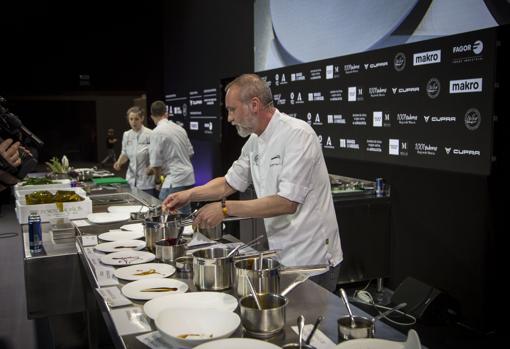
[453,40,483,55]
[394,52,406,71]
[413,50,441,66]
[426,78,440,99]
[449,78,483,93]
[464,108,481,130]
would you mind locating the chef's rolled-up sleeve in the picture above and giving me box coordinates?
[225,141,253,192]
[277,130,319,204]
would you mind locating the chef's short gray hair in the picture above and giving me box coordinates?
[225,74,273,106]
[126,106,145,119]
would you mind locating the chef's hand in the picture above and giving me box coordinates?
[193,202,223,229]
[113,161,121,171]
[162,190,192,213]
[0,138,21,167]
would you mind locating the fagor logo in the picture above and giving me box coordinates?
[453,40,483,55]
[413,50,441,66]
[449,78,482,93]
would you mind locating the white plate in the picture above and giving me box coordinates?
[95,240,146,253]
[107,205,149,214]
[100,250,155,266]
[156,308,240,347]
[335,338,404,349]
[121,278,188,300]
[114,263,176,281]
[87,212,130,224]
[195,338,281,349]
[120,223,144,233]
[144,292,238,320]
[98,230,144,242]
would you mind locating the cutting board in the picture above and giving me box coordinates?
[92,177,128,185]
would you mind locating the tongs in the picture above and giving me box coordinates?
[226,235,264,257]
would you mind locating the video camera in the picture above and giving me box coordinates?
[0,96,44,178]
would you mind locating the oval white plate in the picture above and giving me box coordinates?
[87,212,130,224]
[120,223,144,233]
[144,292,238,320]
[195,338,281,349]
[107,205,149,214]
[100,250,155,266]
[121,278,188,300]
[98,230,144,242]
[114,263,176,281]
[335,338,404,349]
[156,308,240,347]
[95,239,146,253]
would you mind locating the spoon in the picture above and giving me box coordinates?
[245,276,262,310]
[339,288,356,328]
[305,315,323,345]
[297,315,305,349]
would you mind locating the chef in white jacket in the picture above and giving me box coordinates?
[114,106,155,196]
[163,74,342,292]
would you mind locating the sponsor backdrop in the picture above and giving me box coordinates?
[255,28,496,175]
[165,87,221,142]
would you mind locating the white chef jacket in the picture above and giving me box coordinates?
[120,126,154,190]
[225,109,343,268]
[149,119,195,188]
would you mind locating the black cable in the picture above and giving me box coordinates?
[0,232,18,238]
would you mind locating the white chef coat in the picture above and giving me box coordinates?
[149,119,195,188]
[225,109,343,268]
[120,126,154,190]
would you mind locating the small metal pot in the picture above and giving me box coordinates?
[155,239,186,264]
[143,215,183,252]
[239,274,311,338]
[197,225,222,240]
[175,255,194,273]
[192,247,237,291]
[337,315,375,340]
[234,257,329,297]
[281,343,315,349]
[239,293,287,338]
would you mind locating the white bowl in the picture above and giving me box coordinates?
[155,308,240,346]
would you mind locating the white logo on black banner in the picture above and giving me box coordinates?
[413,50,441,66]
[449,78,483,93]
[182,103,188,117]
[394,52,406,71]
[190,121,198,130]
[464,108,481,130]
[426,78,440,99]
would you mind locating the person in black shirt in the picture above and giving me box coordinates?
[101,128,118,164]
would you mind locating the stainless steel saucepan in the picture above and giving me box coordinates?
[234,257,329,297]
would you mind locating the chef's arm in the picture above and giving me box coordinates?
[113,154,128,170]
[189,177,237,201]
[147,166,162,181]
[225,195,298,218]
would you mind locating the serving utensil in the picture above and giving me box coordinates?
[339,288,356,328]
[305,315,323,344]
[297,315,305,348]
[246,276,262,310]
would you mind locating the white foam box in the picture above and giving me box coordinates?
[15,187,92,224]
[14,179,72,200]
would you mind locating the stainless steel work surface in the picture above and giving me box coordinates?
[76,232,407,348]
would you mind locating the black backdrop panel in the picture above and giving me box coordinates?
[256,28,496,175]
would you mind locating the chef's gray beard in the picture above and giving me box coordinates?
[236,125,252,138]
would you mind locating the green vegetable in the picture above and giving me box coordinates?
[21,178,55,186]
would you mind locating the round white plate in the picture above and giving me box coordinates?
[107,205,149,214]
[156,308,240,347]
[120,223,144,233]
[144,292,238,320]
[114,263,176,281]
[100,250,155,266]
[335,338,404,349]
[87,212,130,224]
[98,230,144,242]
[121,278,188,300]
[95,240,146,253]
[195,338,281,349]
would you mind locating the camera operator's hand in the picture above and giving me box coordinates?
[0,138,21,167]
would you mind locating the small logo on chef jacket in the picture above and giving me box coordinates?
[270,155,281,167]
[464,108,481,130]
[394,52,406,71]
